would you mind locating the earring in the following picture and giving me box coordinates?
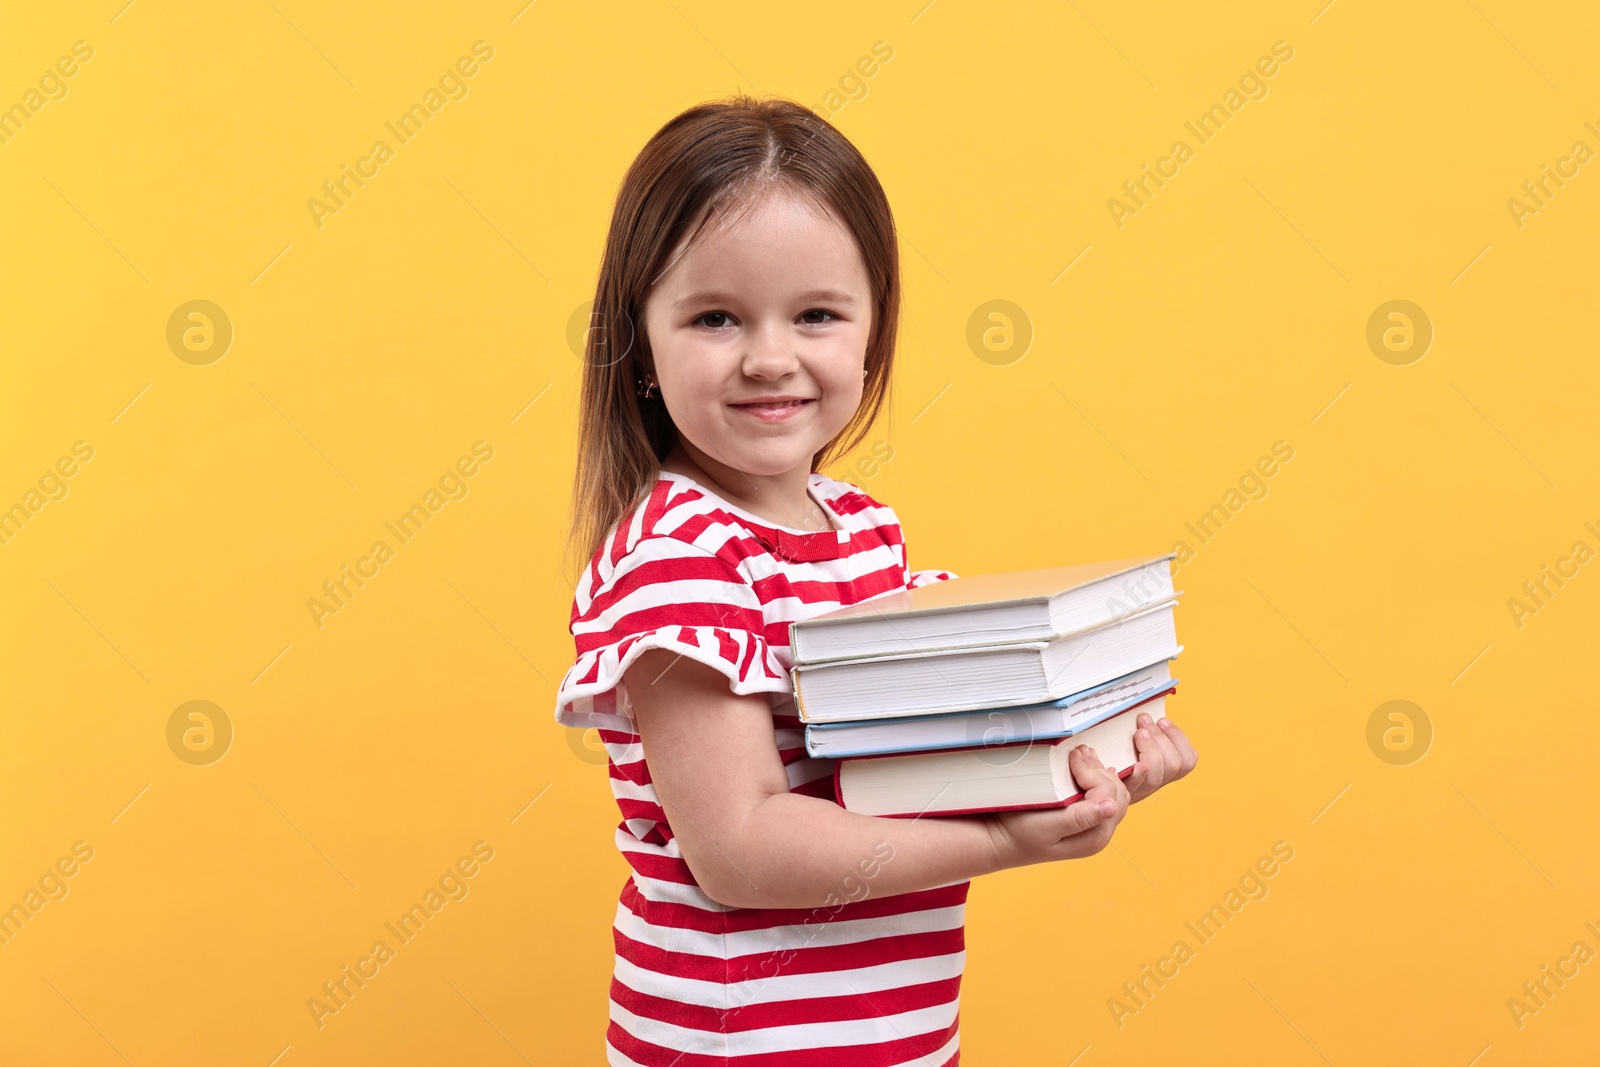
[635,374,657,398]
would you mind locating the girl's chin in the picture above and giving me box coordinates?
[697,442,825,481]
[727,454,817,479]
[686,420,846,480]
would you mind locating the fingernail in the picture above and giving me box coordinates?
[1098,800,1115,816]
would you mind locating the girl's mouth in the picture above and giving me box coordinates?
[729,398,814,422]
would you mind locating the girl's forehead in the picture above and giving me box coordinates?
[656,190,863,287]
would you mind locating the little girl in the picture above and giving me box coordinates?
[555,94,1197,1066]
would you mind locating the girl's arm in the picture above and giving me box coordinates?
[625,648,1132,910]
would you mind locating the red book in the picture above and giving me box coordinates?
[833,692,1169,818]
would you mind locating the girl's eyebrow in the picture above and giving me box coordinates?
[674,288,860,310]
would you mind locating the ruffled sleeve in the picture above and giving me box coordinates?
[909,567,956,589]
[554,534,792,733]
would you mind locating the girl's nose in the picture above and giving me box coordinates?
[740,322,800,379]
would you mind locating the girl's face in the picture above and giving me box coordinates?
[641,189,873,482]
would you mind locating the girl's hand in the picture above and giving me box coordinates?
[985,745,1130,867]
[1123,712,1198,804]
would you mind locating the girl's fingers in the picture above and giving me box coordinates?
[1069,744,1116,791]
[1069,746,1122,804]
[1122,760,1150,797]
[1132,717,1155,762]
[1142,720,1183,778]
[1044,748,1129,852]
[1056,792,1117,839]
[1130,722,1170,789]
[1156,718,1198,776]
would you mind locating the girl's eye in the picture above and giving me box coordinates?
[693,310,839,328]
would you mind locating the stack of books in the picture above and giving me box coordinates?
[791,554,1183,817]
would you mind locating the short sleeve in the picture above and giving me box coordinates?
[909,567,956,589]
[554,535,792,732]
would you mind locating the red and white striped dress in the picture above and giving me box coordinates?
[556,469,965,1066]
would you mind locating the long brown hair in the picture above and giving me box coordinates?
[566,93,901,575]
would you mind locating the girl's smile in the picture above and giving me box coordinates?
[727,395,817,422]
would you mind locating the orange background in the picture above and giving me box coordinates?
[2,1,1597,1063]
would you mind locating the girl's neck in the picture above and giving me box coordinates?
[660,444,828,532]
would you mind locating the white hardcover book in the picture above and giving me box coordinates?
[794,599,1182,723]
[789,554,1176,663]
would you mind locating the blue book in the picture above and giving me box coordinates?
[804,659,1178,759]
